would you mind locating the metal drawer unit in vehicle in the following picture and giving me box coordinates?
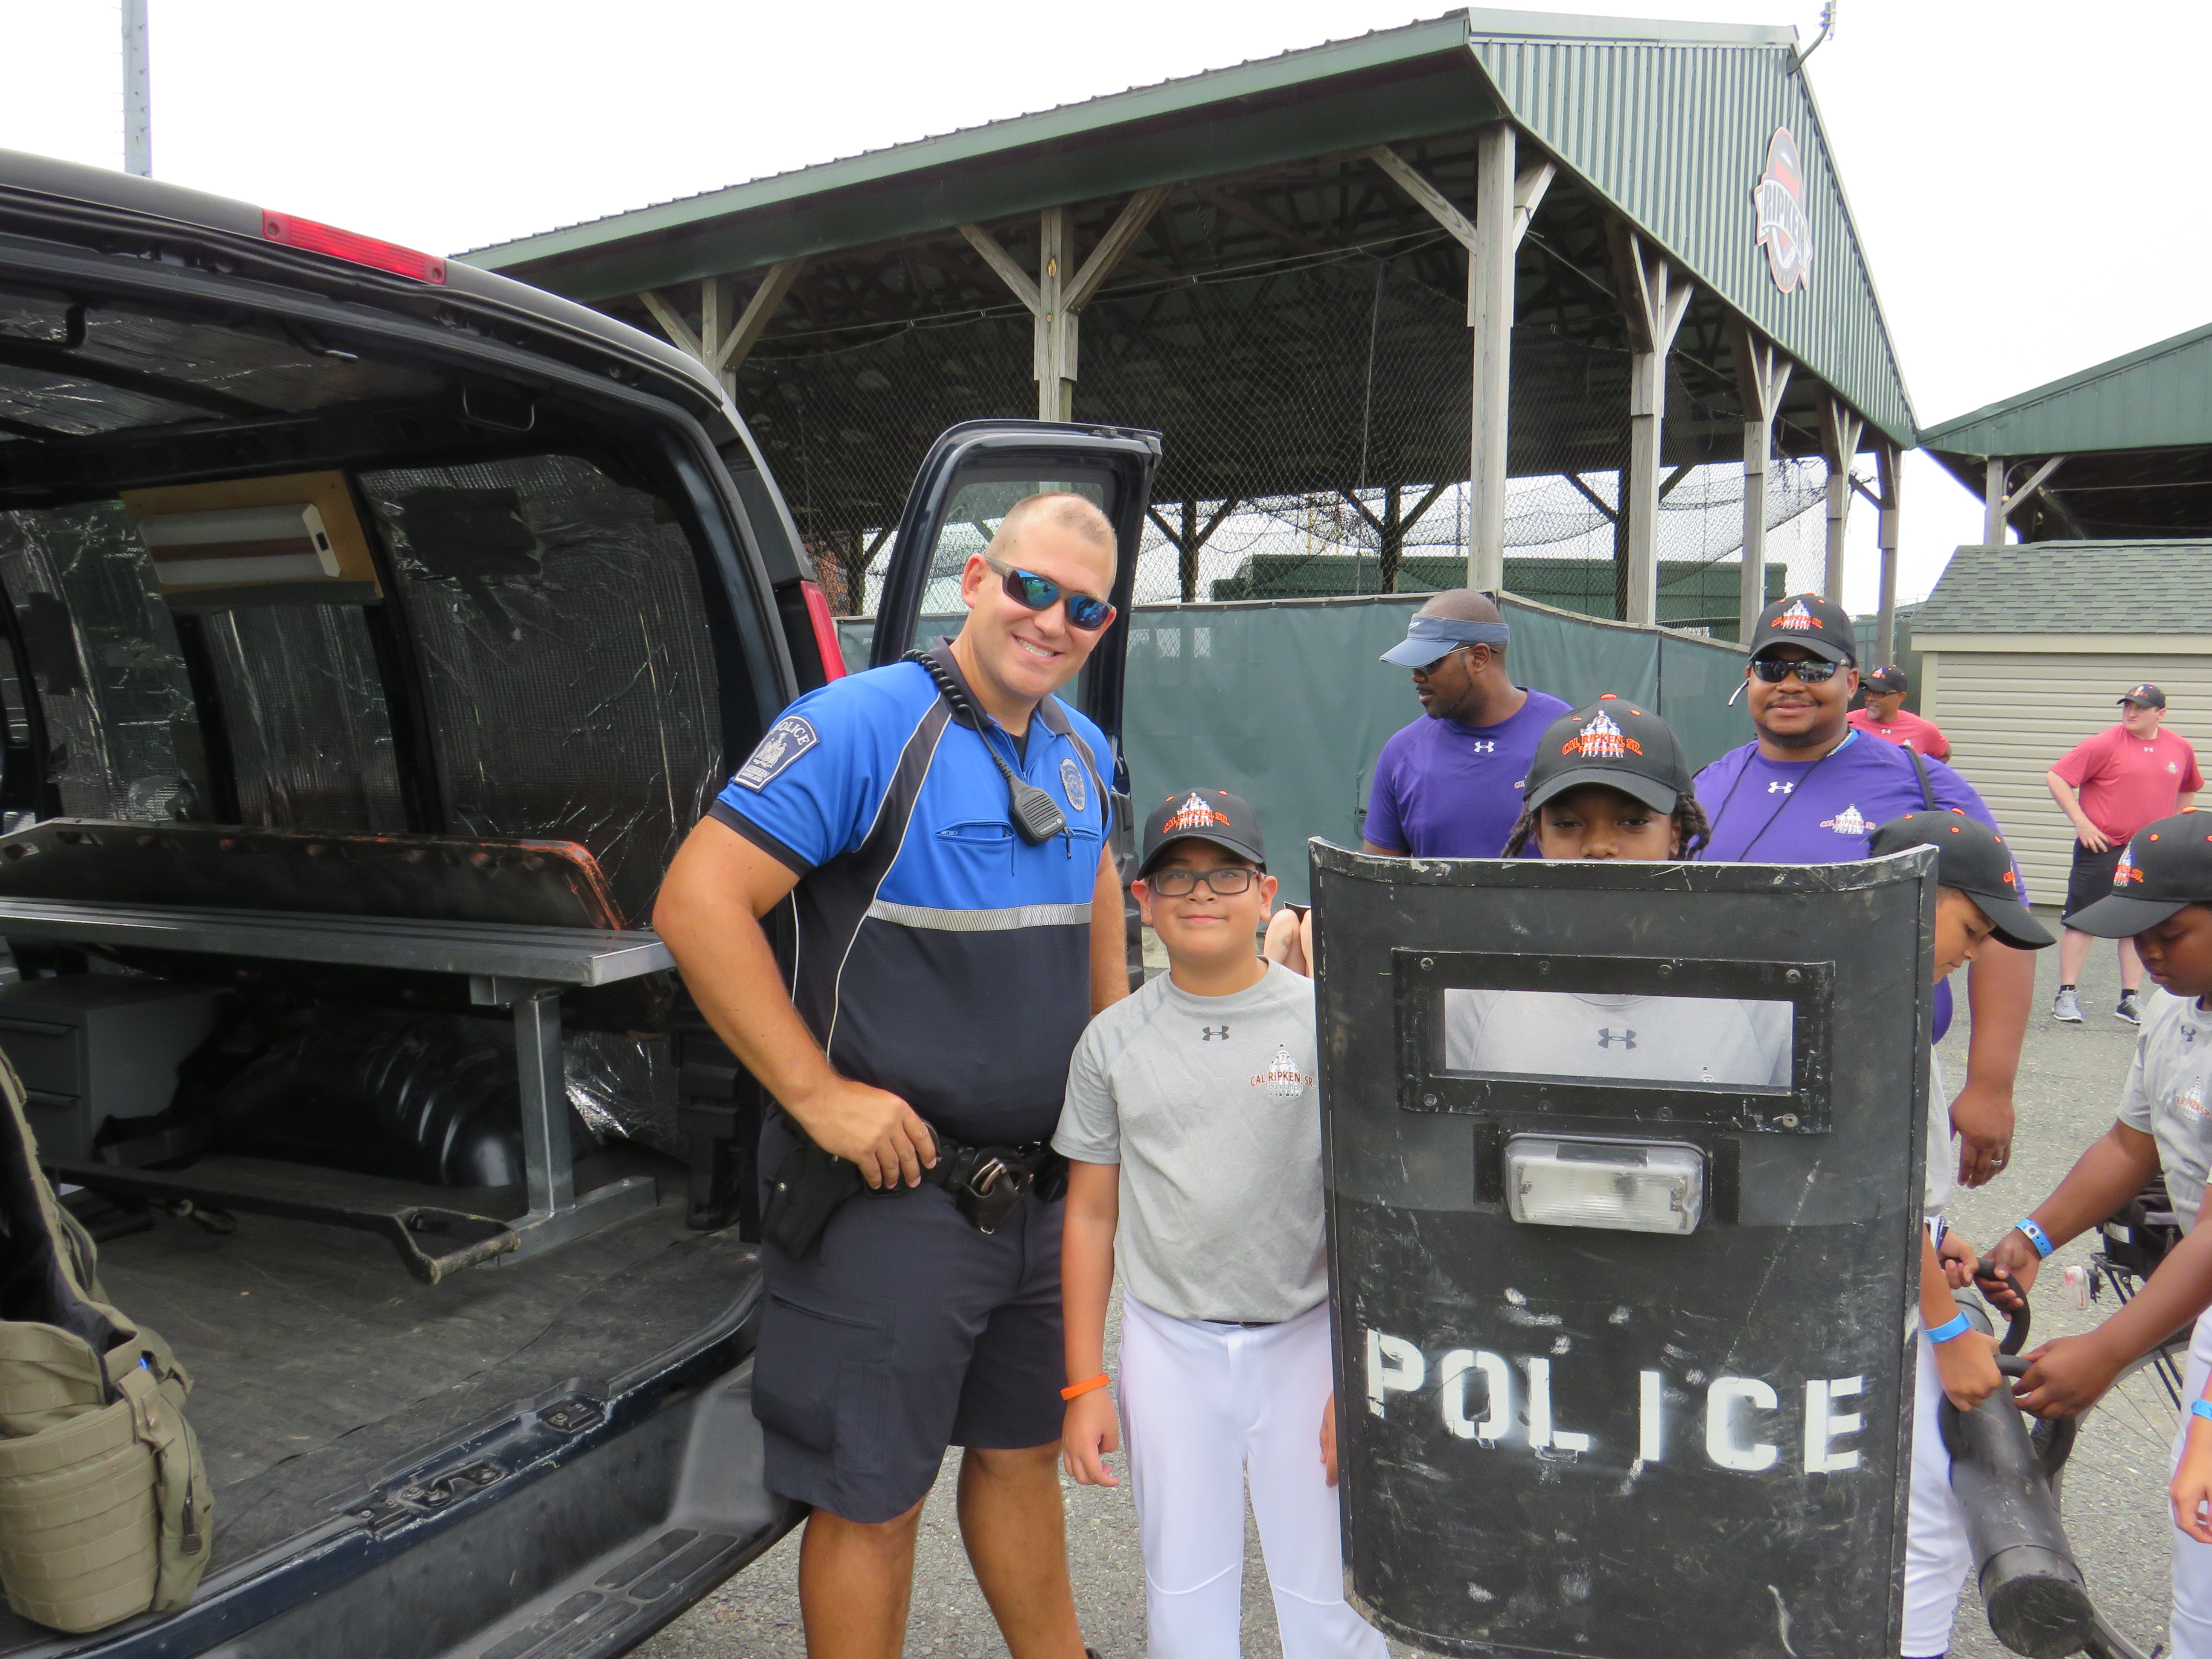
[0,975,224,1163]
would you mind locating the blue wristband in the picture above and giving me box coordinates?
[2192,1400,2212,1425]
[2015,1218,2055,1259]
[1926,1312,1973,1345]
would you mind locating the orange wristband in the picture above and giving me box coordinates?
[1060,1373,1109,1401]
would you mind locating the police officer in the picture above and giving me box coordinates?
[1695,593,2035,1190]
[656,493,1126,1659]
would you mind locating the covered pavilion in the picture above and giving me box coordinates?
[462,8,1918,652]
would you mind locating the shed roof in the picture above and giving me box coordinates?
[1910,541,2212,637]
[1919,321,2212,463]
[460,8,1914,443]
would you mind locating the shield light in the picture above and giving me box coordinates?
[1505,1136,1705,1235]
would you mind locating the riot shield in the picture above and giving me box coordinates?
[1313,841,1935,1659]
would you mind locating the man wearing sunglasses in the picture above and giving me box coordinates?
[1694,593,2035,1194]
[656,492,1129,1659]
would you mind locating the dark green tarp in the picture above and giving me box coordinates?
[837,595,1749,904]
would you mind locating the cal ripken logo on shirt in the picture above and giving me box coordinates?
[1252,1044,1316,1100]
[1819,803,1871,837]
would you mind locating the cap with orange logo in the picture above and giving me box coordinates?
[1868,809,2053,949]
[1139,788,1266,876]
[2069,810,2212,937]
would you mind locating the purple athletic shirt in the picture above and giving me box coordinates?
[1365,688,1575,859]
[1695,729,2024,1043]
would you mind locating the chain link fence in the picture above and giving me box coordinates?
[735,243,1838,640]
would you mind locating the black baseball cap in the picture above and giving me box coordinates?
[2120,683,2167,710]
[1865,666,1909,696]
[1868,810,2053,949]
[1139,788,1266,876]
[2069,811,2212,937]
[1524,696,1694,816]
[1746,593,1857,665]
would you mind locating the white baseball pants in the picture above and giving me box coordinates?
[1902,1325,1975,1656]
[1118,1295,1389,1659]
[2169,1309,2212,1658]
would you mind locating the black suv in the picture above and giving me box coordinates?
[0,151,1154,1658]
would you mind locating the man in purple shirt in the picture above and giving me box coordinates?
[1362,591,1572,859]
[1695,593,2036,1189]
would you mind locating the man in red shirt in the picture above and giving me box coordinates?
[2046,683,2202,1024]
[1848,666,1950,758]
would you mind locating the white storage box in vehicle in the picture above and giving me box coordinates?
[0,978,223,1164]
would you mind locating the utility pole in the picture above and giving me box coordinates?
[122,0,151,177]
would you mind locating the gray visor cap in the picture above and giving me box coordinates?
[1380,615,1511,667]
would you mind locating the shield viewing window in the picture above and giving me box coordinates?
[1397,950,1834,1135]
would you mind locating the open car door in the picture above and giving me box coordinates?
[867,419,1159,795]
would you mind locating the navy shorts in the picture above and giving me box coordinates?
[2064,840,2126,921]
[751,1115,1065,1524]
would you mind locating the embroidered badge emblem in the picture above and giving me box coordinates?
[1060,757,1086,812]
[1774,598,1819,631]
[1819,803,1871,836]
[734,715,819,791]
[1560,709,1641,760]
[2116,847,2145,886]
[1165,792,1227,832]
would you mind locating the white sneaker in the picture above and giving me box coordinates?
[2116,992,2143,1026]
[2052,987,2084,1022]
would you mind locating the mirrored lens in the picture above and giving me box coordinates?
[1750,657,1840,684]
[992,560,1113,632]
[1147,867,1258,896]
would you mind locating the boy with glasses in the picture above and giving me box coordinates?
[1056,789,1387,1659]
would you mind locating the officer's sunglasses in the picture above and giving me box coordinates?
[1749,655,1844,684]
[1144,866,1261,897]
[981,556,1116,632]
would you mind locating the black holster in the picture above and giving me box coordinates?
[760,1115,1066,1258]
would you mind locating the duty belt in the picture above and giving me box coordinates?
[903,1130,1067,1235]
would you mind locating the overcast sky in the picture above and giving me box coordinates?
[1,0,2200,612]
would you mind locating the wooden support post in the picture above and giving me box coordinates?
[1982,454,2064,545]
[637,259,804,398]
[1875,440,1902,666]
[1731,323,1792,642]
[1819,396,1865,606]
[1362,133,1548,593]
[1609,226,1693,628]
[961,190,1165,425]
[1468,124,1516,592]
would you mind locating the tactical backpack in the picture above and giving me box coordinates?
[0,1048,209,1632]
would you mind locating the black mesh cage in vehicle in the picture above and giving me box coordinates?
[360,454,725,926]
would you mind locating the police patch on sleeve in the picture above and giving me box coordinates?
[1060,756,1086,812]
[734,715,819,791]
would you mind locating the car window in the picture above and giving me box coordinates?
[0,497,209,820]
[360,454,722,924]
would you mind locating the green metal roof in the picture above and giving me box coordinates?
[461,8,1913,445]
[1463,16,1914,444]
[1910,540,2212,637]
[1918,321,2212,462]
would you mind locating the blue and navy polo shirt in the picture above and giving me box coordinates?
[711,641,1112,1147]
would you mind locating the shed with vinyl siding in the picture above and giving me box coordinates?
[1910,540,2212,902]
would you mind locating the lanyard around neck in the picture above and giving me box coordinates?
[1710,730,1854,862]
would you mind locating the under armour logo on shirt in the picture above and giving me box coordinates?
[1200,1025,1230,1041]
[1470,741,1497,753]
[1767,781,1794,795]
[1596,1029,1636,1050]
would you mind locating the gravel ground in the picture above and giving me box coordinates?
[644,917,2178,1659]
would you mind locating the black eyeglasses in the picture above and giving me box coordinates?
[982,556,1115,632]
[1144,866,1260,897]
[1749,656,1844,684]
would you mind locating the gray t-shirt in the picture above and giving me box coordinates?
[2116,988,2212,1232]
[1053,961,1326,1324]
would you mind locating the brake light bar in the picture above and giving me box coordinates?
[261,211,446,284]
[800,580,847,681]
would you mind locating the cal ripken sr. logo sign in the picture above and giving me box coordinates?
[1753,127,1815,293]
